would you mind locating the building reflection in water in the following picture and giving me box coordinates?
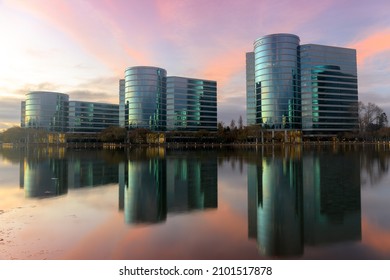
[12,145,362,256]
[124,149,167,224]
[20,147,68,198]
[19,148,120,198]
[303,149,361,246]
[166,151,218,213]
[120,148,218,225]
[248,146,303,256]
[248,146,361,257]
[66,150,119,188]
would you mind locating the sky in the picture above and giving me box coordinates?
[1,0,390,130]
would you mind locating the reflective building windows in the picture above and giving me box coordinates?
[68,101,119,133]
[167,77,217,131]
[21,101,26,128]
[300,45,358,136]
[119,79,126,128]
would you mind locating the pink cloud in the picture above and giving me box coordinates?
[362,216,390,254]
[58,200,251,260]
[8,0,153,75]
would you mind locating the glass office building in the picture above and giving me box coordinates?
[247,34,358,137]
[119,79,126,128]
[167,77,217,131]
[24,91,69,132]
[246,52,256,126]
[21,101,26,128]
[68,101,119,133]
[253,34,301,129]
[124,66,167,131]
[300,44,358,137]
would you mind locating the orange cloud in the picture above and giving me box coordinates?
[200,50,244,86]
[349,30,390,66]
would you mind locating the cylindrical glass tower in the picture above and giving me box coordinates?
[124,66,167,131]
[24,91,69,132]
[254,34,301,129]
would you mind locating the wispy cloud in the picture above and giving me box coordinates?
[67,90,117,104]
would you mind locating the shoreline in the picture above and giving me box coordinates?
[2,140,390,150]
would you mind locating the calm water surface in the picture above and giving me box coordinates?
[1,145,390,259]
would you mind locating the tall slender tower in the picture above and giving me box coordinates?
[119,79,125,128]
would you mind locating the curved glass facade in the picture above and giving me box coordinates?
[125,66,167,131]
[24,91,69,132]
[254,34,301,129]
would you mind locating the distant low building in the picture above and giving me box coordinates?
[21,91,118,135]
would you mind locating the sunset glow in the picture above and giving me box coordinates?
[1,0,390,130]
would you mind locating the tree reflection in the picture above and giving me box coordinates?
[360,145,390,187]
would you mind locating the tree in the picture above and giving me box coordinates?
[217,121,224,132]
[216,122,227,143]
[127,128,150,144]
[359,102,385,132]
[378,112,388,128]
[98,126,127,143]
[230,119,236,130]
[238,115,243,130]
[0,127,50,143]
[0,126,26,143]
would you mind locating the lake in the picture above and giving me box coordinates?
[1,144,390,259]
